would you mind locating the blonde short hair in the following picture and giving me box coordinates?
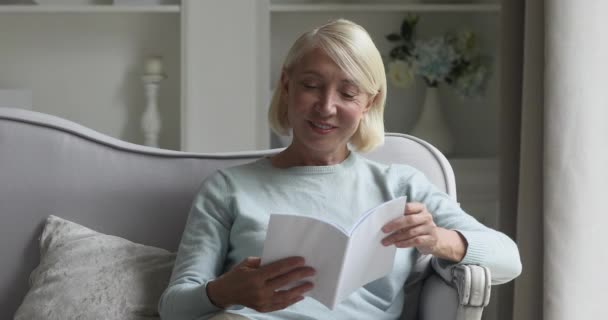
[268,19,387,153]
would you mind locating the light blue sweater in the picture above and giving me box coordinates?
[158,152,521,320]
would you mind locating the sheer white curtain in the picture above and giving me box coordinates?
[500,0,608,319]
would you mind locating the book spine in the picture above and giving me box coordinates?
[332,237,353,308]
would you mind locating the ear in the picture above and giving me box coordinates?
[362,92,377,114]
[280,68,290,96]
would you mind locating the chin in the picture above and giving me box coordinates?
[293,130,349,152]
[303,139,346,153]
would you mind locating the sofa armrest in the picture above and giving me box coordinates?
[421,258,491,320]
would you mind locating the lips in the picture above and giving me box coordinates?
[308,120,336,134]
[310,121,335,129]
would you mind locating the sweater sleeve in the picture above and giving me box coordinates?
[403,169,522,285]
[158,171,233,320]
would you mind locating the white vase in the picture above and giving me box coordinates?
[410,86,454,155]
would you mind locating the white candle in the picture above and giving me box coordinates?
[144,56,163,75]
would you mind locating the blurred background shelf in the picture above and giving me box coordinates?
[0,5,179,13]
[271,3,501,13]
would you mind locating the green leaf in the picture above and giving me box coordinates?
[400,19,413,41]
[386,33,402,42]
[400,14,419,41]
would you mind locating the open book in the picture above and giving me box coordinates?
[261,196,407,309]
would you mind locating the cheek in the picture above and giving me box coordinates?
[287,92,318,118]
[286,96,309,125]
[342,105,367,125]
[290,90,316,106]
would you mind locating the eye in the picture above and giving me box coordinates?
[341,92,356,100]
[301,81,319,89]
[341,84,360,100]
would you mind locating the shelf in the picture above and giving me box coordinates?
[1,3,500,14]
[0,5,180,13]
[271,3,501,13]
[448,157,498,195]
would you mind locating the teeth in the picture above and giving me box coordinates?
[311,122,332,129]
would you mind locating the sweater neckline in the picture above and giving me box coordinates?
[257,151,358,174]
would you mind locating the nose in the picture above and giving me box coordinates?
[315,89,338,116]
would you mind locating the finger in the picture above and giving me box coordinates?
[238,256,262,269]
[382,224,431,246]
[394,235,434,249]
[405,202,426,215]
[273,281,314,301]
[271,282,313,307]
[382,213,428,234]
[255,283,311,313]
[267,266,316,290]
[259,256,306,279]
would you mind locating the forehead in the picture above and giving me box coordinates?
[291,48,355,83]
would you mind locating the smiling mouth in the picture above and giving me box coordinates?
[309,121,336,130]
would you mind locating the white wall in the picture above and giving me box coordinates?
[0,13,181,150]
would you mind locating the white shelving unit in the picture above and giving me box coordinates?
[0,1,501,156]
[0,5,179,13]
[0,3,183,149]
[0,0,270,153]
[271,3,501,13]
[0,2,501,13]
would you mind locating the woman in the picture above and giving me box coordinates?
[159,19,521,320]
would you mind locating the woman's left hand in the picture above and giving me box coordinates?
[381,202,467,262]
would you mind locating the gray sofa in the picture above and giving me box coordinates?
[0,107,490,319]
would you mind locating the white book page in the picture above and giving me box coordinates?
[261,214,349,308]
[336,196,407,303]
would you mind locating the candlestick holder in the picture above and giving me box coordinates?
[141,74,165,148]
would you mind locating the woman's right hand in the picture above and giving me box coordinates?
[206,256,315,312]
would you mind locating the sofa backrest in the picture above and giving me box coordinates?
[0,107,456,317]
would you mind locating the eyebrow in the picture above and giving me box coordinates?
[300,71,358,86]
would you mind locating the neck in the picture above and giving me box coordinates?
[271,143,350,168]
